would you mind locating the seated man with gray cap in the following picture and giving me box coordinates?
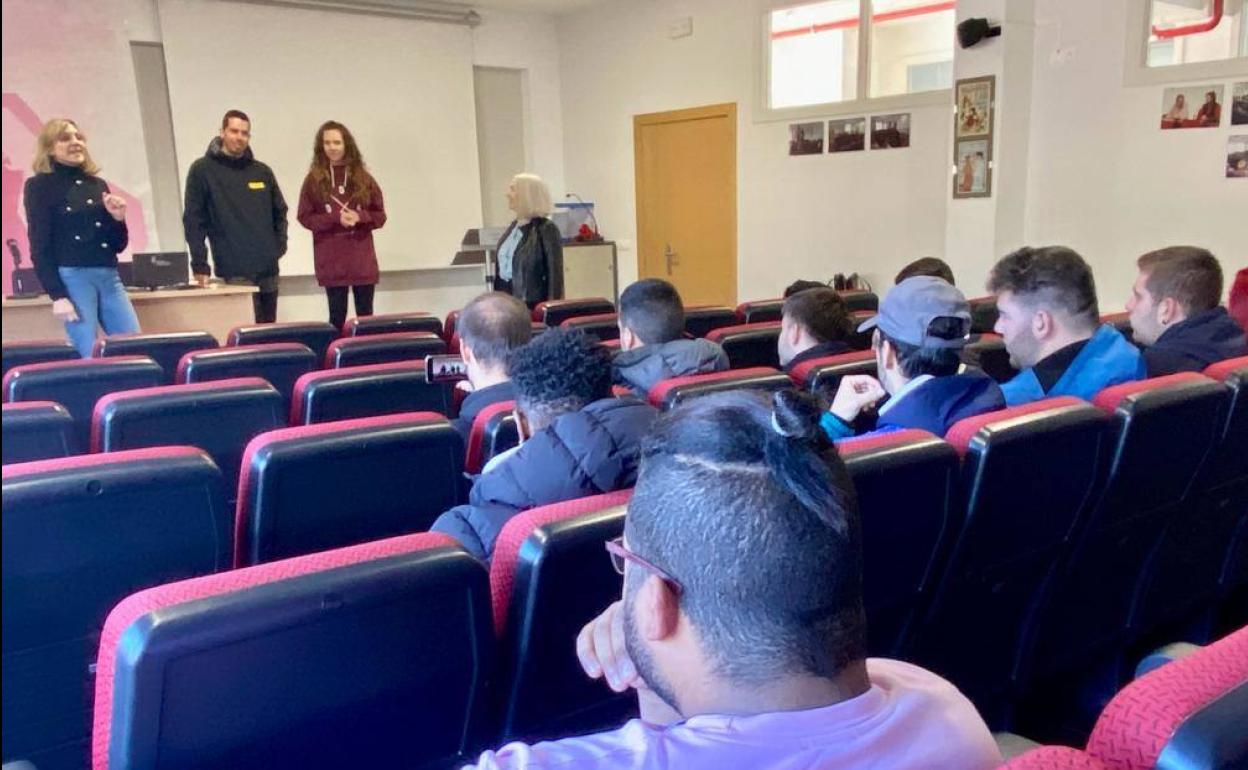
[819,276,1006,440]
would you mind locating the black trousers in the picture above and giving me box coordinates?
[227,270,280,323]
[326,284,376,330]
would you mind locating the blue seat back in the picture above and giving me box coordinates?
[94,331,218,384]
[2,448,230,770]
[95,533,491,770]
[177,344,317,417]
[3,357,165,453]
[289,361,452,425]
[235,413,465,565]
[2,401,74,464]
[227,322,338,364]
[91,378,284,498]
[838,430,961,657]
[2,340,78,377]
[324,332,446,368]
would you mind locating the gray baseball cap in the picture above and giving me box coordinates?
[856,276,972,349]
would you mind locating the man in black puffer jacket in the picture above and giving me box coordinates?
[183,109,288,322]
[432,328,658,562]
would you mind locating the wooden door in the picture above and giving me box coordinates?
[634,103,737,307]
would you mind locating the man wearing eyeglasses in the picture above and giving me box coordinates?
[463,391,1000,769]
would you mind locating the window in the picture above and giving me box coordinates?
[1147,0,1248,67]
[766,0,954,113]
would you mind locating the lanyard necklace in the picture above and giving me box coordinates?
[329,164,348,196]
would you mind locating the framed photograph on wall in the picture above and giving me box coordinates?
[1160,84,1224,129]
[828,117,867,153]
[1228,135,1248,178]
[788,121,824,155]
[955,75,994,138]
[871,113,911,149]
[954,139,991,197]
[1232,82,1248,126]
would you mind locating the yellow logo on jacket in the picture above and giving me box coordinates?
[248,181,266,190]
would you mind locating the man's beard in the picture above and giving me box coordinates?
[623,589,682,716]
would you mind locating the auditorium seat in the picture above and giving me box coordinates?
[533,297,615,327]
[444,309,461,341]
[1203,358,1248,631]
[847,310,877,350]
[1001,747,1109,769]
[464,400,519,475]
[92,532,492,770]
[1100,312,1132,337]
[914,397,1111,724]
[968,295,1000,334]
[560,313,620,342]
[323,331,446,368]
[2,357,164,453]
[288,361,451,425]
[705,322,782,368]
[93,331,218,384]
[788,349,876,397]
[734,297,783,324]
[2,401,74,465]
[647,367,793,411]
[176,343,317,416]
[1,339,78,377]
[1085,626,1247,770]
[683,305,736,338]
[91,378,284,499]
[837,430,961,657]
[1022,374,1230,738]
[226,321,338,364]
[961,332,1019,383]
[490,491,633,743]
[838,289,879,312]
[234,413,464,566]
[343,311,443,338]
[2,447,230,770]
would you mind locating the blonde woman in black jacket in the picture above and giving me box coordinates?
[493,173,563,307]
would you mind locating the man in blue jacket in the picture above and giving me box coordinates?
[1126,246,1247,376]
[819,277,1005,440]
[432,328,658,562]
[988,246,1145,405]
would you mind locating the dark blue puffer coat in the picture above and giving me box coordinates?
[431,396,658,561]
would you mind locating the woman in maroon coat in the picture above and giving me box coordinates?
[297,121,386,330]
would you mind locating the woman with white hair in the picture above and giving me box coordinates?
[494,172,563,307]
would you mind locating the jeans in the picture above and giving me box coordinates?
[57,266,141,357]
[325,284,376,330]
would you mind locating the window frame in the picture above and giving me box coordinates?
[755,0,953,124]
[1123,0,1248,86]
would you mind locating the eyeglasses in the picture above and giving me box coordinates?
[605,537,683,596]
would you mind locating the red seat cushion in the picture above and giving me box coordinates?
[1092,372,1212,413]
[788,349,875,387]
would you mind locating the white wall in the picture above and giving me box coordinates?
[556,0,951,302]
[1025,0,1247,310]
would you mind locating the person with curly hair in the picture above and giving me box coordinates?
[431,328,658,562]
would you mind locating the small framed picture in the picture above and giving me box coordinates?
[1160,84,1224,129]
[1228,135,1248,179]
[871,113,911,149]
[828,117,866,153]
[955,76,994,138]
[788,121,824,156]
[953,139,991,198]
[1232,82,1248,126]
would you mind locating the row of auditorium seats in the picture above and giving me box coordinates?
[5,360,1243,767]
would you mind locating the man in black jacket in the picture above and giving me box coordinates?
[432,328,658,562]
[613,278,729,397]
[778,287,855,372]
[451,291,532,444]
[1127,246,1247,376]
[184,109,287,322]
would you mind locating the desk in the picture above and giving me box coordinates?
[2,285,259,344]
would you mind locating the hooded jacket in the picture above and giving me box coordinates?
[613,338,730,397]
[819,370,1006,441]
[431,396,658,561]
[1001,324,1146,406]
[1144,307,1248,376]
[184,137,288,281]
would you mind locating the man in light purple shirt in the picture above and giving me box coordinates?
[464,390,1002,770]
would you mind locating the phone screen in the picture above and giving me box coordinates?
[426,354,468,383]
